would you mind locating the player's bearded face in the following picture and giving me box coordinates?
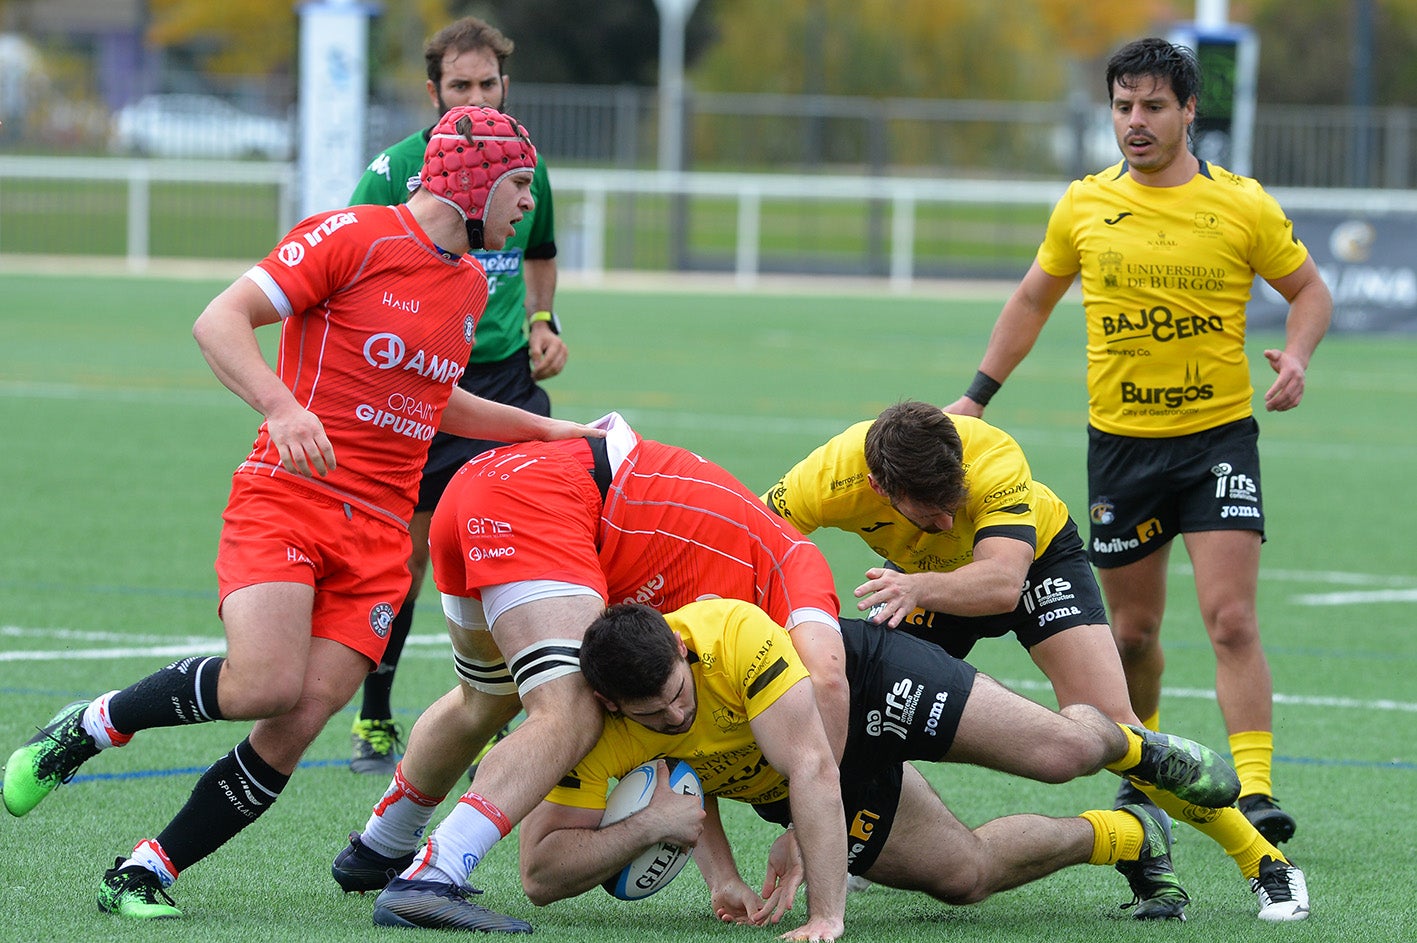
[619,662,698,735]
[434,46,507,114]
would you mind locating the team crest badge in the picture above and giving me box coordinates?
[369,602,395,638]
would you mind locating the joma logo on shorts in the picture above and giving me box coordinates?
[1037,606,1082,627]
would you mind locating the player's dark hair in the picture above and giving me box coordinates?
[863,400,967,512]
[425,16,515,85]
[581,603,682,705]
[1105,37,1201,111]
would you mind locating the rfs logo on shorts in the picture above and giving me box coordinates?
[369,602,396,638]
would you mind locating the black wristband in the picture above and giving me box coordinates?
[964,370,1002,406]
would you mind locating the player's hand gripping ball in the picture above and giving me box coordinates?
[600,759,703,900]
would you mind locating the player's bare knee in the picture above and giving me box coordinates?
[926,861,991,905]
[1112,621,1158,657]
[1042,705,1120,776]
[1204,606,1260,655]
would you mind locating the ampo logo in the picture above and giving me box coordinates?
[363,333,407,369]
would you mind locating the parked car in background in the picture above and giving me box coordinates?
[109,94,293,160]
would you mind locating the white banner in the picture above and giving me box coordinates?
[296,0,374,219]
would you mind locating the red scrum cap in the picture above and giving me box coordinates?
[420,105,537,249]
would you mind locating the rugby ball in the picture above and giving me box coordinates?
[600,759,703,900]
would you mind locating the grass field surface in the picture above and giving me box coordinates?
[1,271,1414,941]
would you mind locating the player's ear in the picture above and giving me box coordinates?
[592,690,619,714]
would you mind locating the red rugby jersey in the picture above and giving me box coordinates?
[239,202,484,522]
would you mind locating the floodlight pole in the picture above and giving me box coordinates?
[654,0,699,172]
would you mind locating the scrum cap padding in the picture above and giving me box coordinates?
[419,105,537,223]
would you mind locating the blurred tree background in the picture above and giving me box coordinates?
[2,0,1407,106]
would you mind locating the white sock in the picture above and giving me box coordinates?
[407,793,508,885]
[127,839,178,888]
[81,691,129,750]
[361,763,443,859]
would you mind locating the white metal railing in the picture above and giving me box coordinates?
[6,156,1417,290]
[542,167,1417,291]
[0,156,297,272]
[548,168,1068,291]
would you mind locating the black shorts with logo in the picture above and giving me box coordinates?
[752,618,977,874]
[888,518,1108,660]
[840,618,976,873]
[1086,417,1265,569]
[416,348,551,513]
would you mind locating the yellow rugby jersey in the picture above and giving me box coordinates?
[762,415,1068,570]
[1036,160,1309,437]
[545,598,809,812]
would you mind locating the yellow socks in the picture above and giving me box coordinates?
[1103,711,1161,774]
[1229,729,1275,799]
[1104,724,1144,774]
[1131,781,1288,879]
[1080,809,1147,865]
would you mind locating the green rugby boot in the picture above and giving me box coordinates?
[98,858,182,919]
[3,700,99,816]
[1115,803,1189,921]
[350,717,402,775]
[1122,724,1241,808]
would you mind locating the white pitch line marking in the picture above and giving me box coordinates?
[1291,589,1417,606]
[996,676,1417,714]
[5,626,1414,714]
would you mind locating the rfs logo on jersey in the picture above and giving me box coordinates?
[364,333,407,369]
[278,241,305,267]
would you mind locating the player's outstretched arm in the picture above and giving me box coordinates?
[698,798,770,925]
[754,681,846,942]
[439,387,606,443]
[856,534,1035,625]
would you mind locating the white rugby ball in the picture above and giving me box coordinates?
[600,759,703,901]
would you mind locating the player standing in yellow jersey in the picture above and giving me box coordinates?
[946,37,1331,861]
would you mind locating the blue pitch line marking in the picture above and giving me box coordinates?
[67,757,351,784]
